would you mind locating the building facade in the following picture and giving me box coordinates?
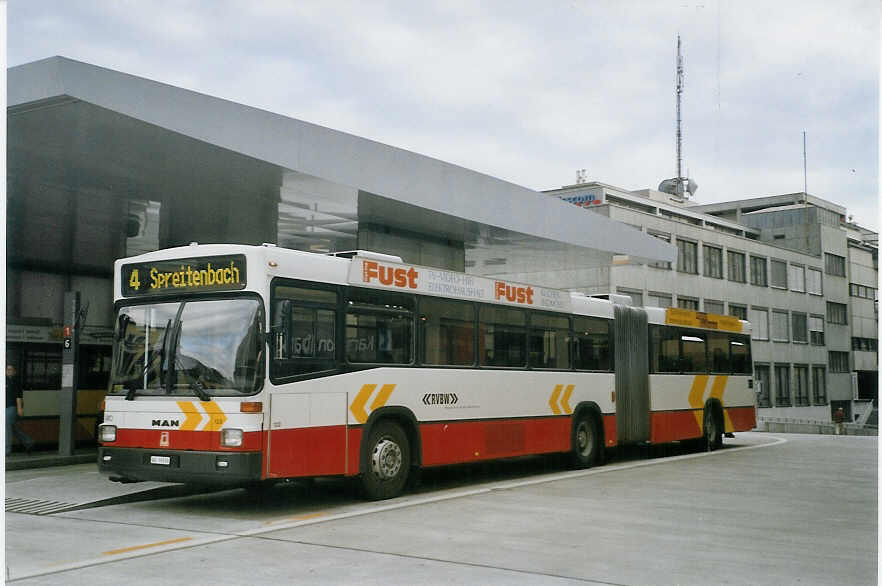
[536,182,878,424]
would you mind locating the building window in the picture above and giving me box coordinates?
[824,253,846,277]
[703,245,723,279]
[647,292,672,308]
[755,364,771,407]
[852,337,878,352]
[750,308,769,340]
[849,283,877,299]
[750,256,768,286]
[648,232,672,269]
[794,365,810,406]
[774,364,791,406]
[771,310,789,342]
[727,251,746,283]
[729,304,747,321]
[617,288,643,307]
[828,351,849,373]
[677,296,699,310]
[677,239,698,274]
[809,315,825,346]
[23,347,62,390]
[789,265,806,292]
[704,300,724,315]
[812,366,827,404]
[770,260,787,289]
[791,312,808,343]
[826,302,848,325]
[807,268,823,295]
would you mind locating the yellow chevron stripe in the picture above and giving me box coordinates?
[350,384,376,424]
[176,401,203,431]
[709,375,735,433]
[370,384,396,411]
[561,384,574,415]
[687,375,710,430]
[549,384,563,415]
[201,401,227,432]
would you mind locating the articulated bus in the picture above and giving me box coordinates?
[98,244,756,499]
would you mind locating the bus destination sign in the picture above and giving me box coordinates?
[121,255,247,297]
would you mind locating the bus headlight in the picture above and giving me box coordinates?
[99,424,117,443]
[221,428,244,447]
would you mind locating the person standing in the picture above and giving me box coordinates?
[832,407,846,436]
[6,364,35,455]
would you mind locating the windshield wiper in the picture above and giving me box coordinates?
[189,377,211,402]
[124,319,172,400]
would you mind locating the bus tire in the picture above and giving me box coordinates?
[703,406,723,452]
[571,412,600,469]
[361,420,410,500]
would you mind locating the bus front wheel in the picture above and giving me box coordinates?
[361,420,410,500]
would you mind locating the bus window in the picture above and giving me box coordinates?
[573,317,611,371]
[272,284,338,378]
[650,326,680,373]
[680,333,707,373]
[479,306,526,367]
[707,332,730,374]
[730,335,752,374]
[529,313,570,369]
[346,289,413,364]
[419,298,475,366]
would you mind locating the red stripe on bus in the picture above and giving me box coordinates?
[265,425,349,478]
[419,417,572,467]
[724,406,756,432]
[649,406,757,444]
[108,429,262,451]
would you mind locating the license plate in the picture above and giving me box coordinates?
[150,455,171,466]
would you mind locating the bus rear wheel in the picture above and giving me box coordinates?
[361,420,410,500]
[571,413,600,469]
[703,407,723,452]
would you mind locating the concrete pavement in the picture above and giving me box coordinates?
[4,432,878,585]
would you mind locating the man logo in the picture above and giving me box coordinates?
[151,419,180,427]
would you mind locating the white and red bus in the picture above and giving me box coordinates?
[98,244,756,499]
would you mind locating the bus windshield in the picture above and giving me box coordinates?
[109,298,263,397]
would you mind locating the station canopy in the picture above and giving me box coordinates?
[8,57,675,283]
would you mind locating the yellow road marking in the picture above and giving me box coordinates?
[102,537,192,556]
[549,384,563,415]
[369,384,396,411]
[177,401,203,431]
[202,401,227,432]
[350,384,376,424]
[263,512,326,526]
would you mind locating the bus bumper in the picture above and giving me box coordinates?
[98,447,262,486]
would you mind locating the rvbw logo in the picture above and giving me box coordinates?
[422,393,458,406]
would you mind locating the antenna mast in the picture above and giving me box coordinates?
[658,35,697,200]
[676,34,684,182]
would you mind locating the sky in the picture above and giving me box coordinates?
[7,0,880,230]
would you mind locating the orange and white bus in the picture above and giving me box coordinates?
[98,244,756,499]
